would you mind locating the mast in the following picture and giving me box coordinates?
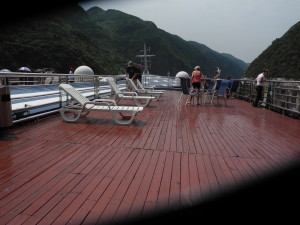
[136,42,155,74]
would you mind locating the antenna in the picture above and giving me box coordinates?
[136,42,155,74]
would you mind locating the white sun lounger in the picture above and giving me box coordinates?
[136,79,165,93]
[105,77,155,107]
[59,83,143,125]
[126,78,163,101]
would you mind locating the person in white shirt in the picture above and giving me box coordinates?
[252,69,269,107]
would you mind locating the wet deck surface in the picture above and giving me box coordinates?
[1,90,300,225]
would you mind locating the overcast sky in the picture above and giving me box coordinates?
[79,0,300,63]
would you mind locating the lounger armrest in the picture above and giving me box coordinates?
[143,87,155,90]
[93,99,117,106]
[83,101,113,109]
[136,89,148,93]
[62,105,82,110]
[120,91,138,96]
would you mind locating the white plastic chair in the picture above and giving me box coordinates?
[136,79,165,93]
[59,83,143,125]
[203,79,217,104]
[204,79,228,105]
[126,78,163,101]
[106,77,155,107]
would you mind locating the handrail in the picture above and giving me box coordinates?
[0,72,299,127]
[0,72,115,125]
[233,79,300,118]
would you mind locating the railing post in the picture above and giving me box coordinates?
[94,76,100,99]
[296,89,300,112]
[0,85,13,127]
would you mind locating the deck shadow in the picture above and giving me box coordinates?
[0,129,18,141]
[78,118,148,127]
[108,161,300,225]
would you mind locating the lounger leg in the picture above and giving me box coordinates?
[203,95,207,104]
[133,98,151,107]
[178,93,183,103]
[111,111,137,125]
[60,109,83,122]
[153,94,161,101]
[185,96,191,105]
[210,93,215,105]
[197,93,202,105]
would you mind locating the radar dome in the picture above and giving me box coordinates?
[173,71,189,87]
[175,71,189,78]
[74,66,94,75]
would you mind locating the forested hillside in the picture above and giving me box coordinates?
[244,21,300,80]
[1,3,248,78]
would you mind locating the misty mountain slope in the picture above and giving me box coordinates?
[1,4,248,77]
[245,21,300,79]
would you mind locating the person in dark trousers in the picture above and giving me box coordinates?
[132,64,143,84]
[187,66,205,105]
[125,61,136,79]
[125,61,137,90]
[252,69,269,107]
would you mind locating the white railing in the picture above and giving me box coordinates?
[0,72,117,126]
[233,79,300,118]
[0,72,299,127]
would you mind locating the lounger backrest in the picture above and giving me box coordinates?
[127,78,139,91]
[106,77,124,97]
[136,79,144,89]
[59,84,89,106]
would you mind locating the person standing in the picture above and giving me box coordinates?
[69,67,74,74]
[68,67,75,83]
[125,61,137,90]
[187,66,205,105]
[214,67,221,79]
[132,64,143,85]
[252,69,269,107]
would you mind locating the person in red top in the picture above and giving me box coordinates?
[187,65,205,105]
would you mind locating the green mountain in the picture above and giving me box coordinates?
[84,6,248,78]
[0,4,124,74]
[244,21,300,80]
[221,53,250,71]
[0,3,248,78]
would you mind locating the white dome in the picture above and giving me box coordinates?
[173,71,189,87]
[175,71,189,78]
[74,65,94,75]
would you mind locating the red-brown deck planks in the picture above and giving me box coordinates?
[0,90,300,225]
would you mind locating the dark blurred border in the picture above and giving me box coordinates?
[2,1,300,224]
[0,0,80,27]
[109,160,300,224]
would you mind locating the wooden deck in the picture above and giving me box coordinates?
[1,90,300,225]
